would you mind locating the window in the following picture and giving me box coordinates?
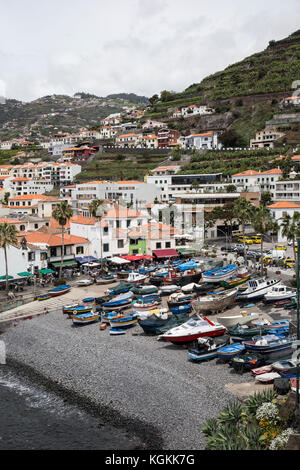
[40,252,47,261]
[103,226,109,234]
[50,247,57,257]
[103,243,109,252]
[34,224,39,229]
[76,246,84,255]
[165,242,171,248]
[126,220,131,227]
[156,242,162,249]
[118,240,124,248]
[28,252,35,262]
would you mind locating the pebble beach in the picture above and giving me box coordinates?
[0,282,257,450]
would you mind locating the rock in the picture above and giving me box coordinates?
[279,391,297,422]
[285,433,300,450]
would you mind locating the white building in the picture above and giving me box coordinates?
[268,201,300,242]
[183,132,219,150]
[232,169,282,197]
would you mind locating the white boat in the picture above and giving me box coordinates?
[237,278,280,301]
[181,283,199,294]
[255,372,281,384]
[264,285,296,303]
[76,279,93,287]
[216,311,260,329]
[131,300,161,312]
[202,264,237,283]
[135,307,169,320]
[192,288,238,314]
[159,284,180,295]
[158,315,227,344]
[125,272,148,284]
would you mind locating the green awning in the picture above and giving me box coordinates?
[0,275,14,280]
[39,269,55,274]
[17,272,33,277]
[52,260,78,268]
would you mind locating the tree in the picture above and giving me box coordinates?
[149,94,159,105]
[233,198,255,262]
[281,212,300,268]
[3,192,10,205]
[89,199,107,270]
[0,223,18,291]
[52,202,73,280]
[219,129,247,148]
[279,155,293,179]
[260,192,273,207]
[191,180,200,193]
[252,206,277,276]
[226,185,237,193]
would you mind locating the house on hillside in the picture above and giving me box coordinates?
[183,132,219,150]
[250,129,285,148]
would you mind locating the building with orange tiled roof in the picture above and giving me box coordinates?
[115,133,142,148]
[183,132,219,150]
[232,169,282,197]
[268,200,300,242]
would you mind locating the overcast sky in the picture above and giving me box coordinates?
[1,0,300,101]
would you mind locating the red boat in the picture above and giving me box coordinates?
[158,315,226,344]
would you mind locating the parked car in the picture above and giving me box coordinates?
[275,244,287,251]
[283,258,295,268]
[250,235,262,244]
[220,245,236,252]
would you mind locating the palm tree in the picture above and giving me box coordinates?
[0,223,18,291]
[52,201,73,280]
[89,199,107,270]
[233,198,255,263]
[252,206,277,276]
[281,212,300,267]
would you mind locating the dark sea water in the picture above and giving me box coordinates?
[0,365,141,450]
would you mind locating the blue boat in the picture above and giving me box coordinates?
[188,335,230,362]
[102,292,134,311]
[63,304,93,315]
[217,342,245,360]
[243,335,296,360]
[170,304,192,315]
[110,328,126,336]
[202,264,237,283]
[109,313,138,328]
[48,285,71,297]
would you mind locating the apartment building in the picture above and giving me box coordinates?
[250,129,285,148]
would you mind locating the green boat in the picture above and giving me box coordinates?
[220,274,251,290]
[228,323,265,339]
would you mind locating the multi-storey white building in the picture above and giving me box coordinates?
[183,132,219,150]
[232,169,282,198]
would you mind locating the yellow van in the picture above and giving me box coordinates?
[251,236,262,244]
[283,258,295,268]
[275,245,287,251]
[238,236,253,245]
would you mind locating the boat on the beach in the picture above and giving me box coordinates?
[237,278,280,301]
[243,334,296,360]
[170,304,192,315]
[130,285,159,296]
[159,284,180,296]
[158,315,227,344]
[109,313,138,328]
[62,304,93,315]
[192,288,238,315]
[76,279,93,287]
[202,264,237,283]
[167,293,195,308]
[228,323,265,339]
[110,328,126,336]
[125,272,148,284]
[251,365,273,376]
[37,294,51,301]
[217,342,245,360]
[181,283,200,294]
[101,311,124,323]
[107,282,135,296]
[216,311,259,329]
[137,308,171,334]
[220,274,251,290]
[255,372,281,384]
[101,291,134,311]
[95,275,117,285]
[71,311,100,325]
[230,352,265,373]
[188,335,230,362]
[48,285,71,297]
[263,285,297,303]
[131,299,161,312]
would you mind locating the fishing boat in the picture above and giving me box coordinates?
[136,293,161,303]
[95,275,117,285]
[167,293,195,308]
[109,313,138,328]
[158,315,227,344]
[117,270,131,279]
[107,282,135,296]
[220,274,251,290]
[181,283,200,294]
[137,309,171,334]
[237,278,280,301]
[132,299,161,312]
[71,311,100,325]
[37,294,51,301]
[263,285,297,303]
[110,328,126,336]
[125,272,148,285]
[48,285,71,297]
[193,282,218,296]
[251,365,273,376]
[230,352,265,373]
[272,359,297,374]
[101,311,124,323]
[243,335,297,360]
[76,279,93,287]
[159,284,180,296]
[255,372,281,384]
[170,304,192,315]
[130,285,158,296]
[216,311,259,329]
[62,304,93,315]
[202,264,237,283]
[217,342,245,360]
[228,323,265,339]
[192,288,238,315]
[188,335,230,362]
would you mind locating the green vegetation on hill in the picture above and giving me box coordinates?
[75,152,165,182]
[179,148,286,177]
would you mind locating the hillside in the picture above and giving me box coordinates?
[0,92,148,141]
[144,29,300,144]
